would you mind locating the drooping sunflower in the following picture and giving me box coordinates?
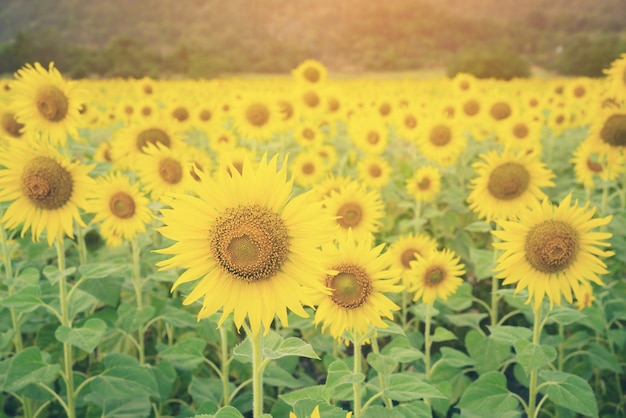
[405,249,466,304]
[322,180,385,241]
[492,194,614,310]
[135,143,195,200]
[311,235,402,340]
[0,140,94,245]
[10,62,84,146]
[156,154,335,335]
[387,233,439,286]
[604,52,626,104]
[467,148,555,222]
[406,166,442,203]
[88,172,152,247]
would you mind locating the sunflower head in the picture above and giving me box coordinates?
[405,249,465,304]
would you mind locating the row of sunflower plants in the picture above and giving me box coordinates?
[0,58,625,418]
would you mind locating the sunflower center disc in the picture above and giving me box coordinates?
[430,125,452,146]
[401,248,420,269]
[302,128,315,140]
[328,98,340,112]
[327,264,372,308]
[573,86,586,98]
[1,112,24,138]
[199,109,212,122]
[303,67,320,83]
[487,162,530,200]
[172,106,189,122]
[586,158,603,173]
[245,103,270,127]
[136,128,171,151]
[159,158,183,184]
[367,131,380,144]
[425,266,446,286]
[525,220,579,274]
[303,91,320,108]
[490,102,512,121]
[513,124,529,139]
[418,177,431,190]
[404,115,417,129]
[36,85,69,122]
[337,202,362,228]
[369,164,382,178]
[278,101,294,120]
[463,100,480,116]
[302,162,315,175]
[599,114,626,147]
[21,156,72,210]
[379,103,391,116]
[109,192,136,219]
[211,205,289,282]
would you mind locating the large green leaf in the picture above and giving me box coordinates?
[384,373,446,401]
[78,262,127,279]
[55,318,107,352]
[487,326,532,346]
[116,304,156,333]
[544,307,586,325]
[42,265,76,286]
[438,347,473,369]
[279,385,329,406]
[264,337,319,360]
[78,275,123,307]
[465,330,511,374]
[157,338,206,371]
[3,347,61,392]
[588,342,622,373]
[514,340,556,374]
[469,248,496,281]
[367,352,398,375]
[457,371,520,417]
[446,313,488,330]
[2,286,42,313]
[539,370,599,418]
[189,376,225,405]
[432,327,457,343]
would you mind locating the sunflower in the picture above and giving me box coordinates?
[406,166,442,203]
[311,235,402,340]
[393,106,421,141]
[588,107,626,152]
[0,105,25,141]
[322,180,385,241]
[110,123,182,169]
[405,249,465,304]
[573,281,595,311]
[136,143,195,200]
[356,155,392,189]
[570,139,624,189]
[467,148,555,222]
[349,114,389,156]
[387,233,439,286]
[492,194,614,310]
[451,72,477,94]
[232,94,281,142]
[0,140,94,245]
[88,172,152,247]
[604,52,626,104]
[208,129,238,154]
[290,150,329,189]
[10,62,84,146]
[496,116,542,154]
[292,59,328,85]
[293,122,325,148]
[416,117,466,167]
[156,154,335,335]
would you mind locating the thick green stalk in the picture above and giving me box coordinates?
[370,337,393,408]
[424,303,433,380]
[131,238,145,364]
[352,336,363,417]
[219,326,231,406]
[250,328,264,418]
[56,239,76,418]
[527,304,542,418]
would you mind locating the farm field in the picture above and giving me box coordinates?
[0,58,625,418]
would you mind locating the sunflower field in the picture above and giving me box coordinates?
[0,58,625,418]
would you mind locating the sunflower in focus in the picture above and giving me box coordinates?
[604,53,626,104]
[323,180,385,241]
[405,249,465,304]
[311,235,402,340]
[356,155,392,189]
[157,154,335,335]
[292,59,328,85]
[88,172,152,247]
[387,233,439,286]
[406,166,441,203]
[467,148,555,222]
[492,194,614,310]
[10,62,84,146]
[0,140,94,245]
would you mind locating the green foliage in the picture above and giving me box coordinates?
[447,46,531,80]
[554,34,626,77]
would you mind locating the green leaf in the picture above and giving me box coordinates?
[116,304,156,333]
[539,370,598,418]
[3,347,61,392]
[264,364,302,388]
[514,340,556,374]
[432,327,457,343]
[279,385,328,406]
[464,221,492,233]
[189,376,225,405]
[439,347,473,369]
[55,318,107,352]
[457,371,520,417]
[88,397,152,418]
[384,373,446,401]
[469,248,496,281]
[446,313,488,330]
[148,360,177,402]
[394,401,432,418]
[159,304,198,328]
[290,400,349,418]
[78,275,123,307]
[213,406,245,418]
[14,266,41,287]
[325,360,362,400]
[544,307,586,325]
[487,326,533,346]
[465,330,511,374]
[0,329,15,352]
[42,265,76,286]
[78,262,126,279]
[443,282,474,311]
[232,331,282,362]
[388,346,424,363]
[367,352,398,375]
[264,337,319,360]
[2,286,42,313]
[588,342,622,373]
[157,338,206,371]
[68,288,98,318]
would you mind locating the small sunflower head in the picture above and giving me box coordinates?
[109,192,136,219]
[487,162,530,201]
[136,128,171,152]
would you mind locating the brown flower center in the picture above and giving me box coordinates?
[326,264,372,308]
[490,102,512,121]
[210,205,289,282]
[141,106,151,116]
[525,220,579,274]
[367,131,380,145]
[599,114,626,147]
[303,91,320,108]
[379,102,391,116]
[245,103,270,127]
[573,85,586,98]
[199,109,212,122]
[21,156,72,210]
[158,158,183,184]
[401,248,420,269]
[172,106,189,122]
[424,266,446,286]
[303,67,320,83]
[513,123,529,139]
[109,192,136,219]
[36,85,69,122]
[463,99,480,117]
[1,112,24,138]
[337,202,363,228]
[136,128,171,151]
[487,162,530,201]
[404,115,417,129]
[301,162,315,175]
[418,177,431,190]
[302,128,315,141]
[429,124,452,146]
[586,158,603,173]
[368,164,382,178]
[328,98,340,113]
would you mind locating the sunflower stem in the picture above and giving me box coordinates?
[370,336,393,408]
[56,238,76,418]
[250,326,264,418]
[490,225,501,326]
[352,334,363,418]
[75,222,88,266]
[219,326,231,407]
[1,221,22,352]
[423,302,433,409]
[527,304,543,418]
[131,238,145,365]
[413,200,422,233]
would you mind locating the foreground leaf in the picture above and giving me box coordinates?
[457,371,520,417]
[539,370,598,418]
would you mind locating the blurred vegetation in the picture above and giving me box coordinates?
[0,0,625,78]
